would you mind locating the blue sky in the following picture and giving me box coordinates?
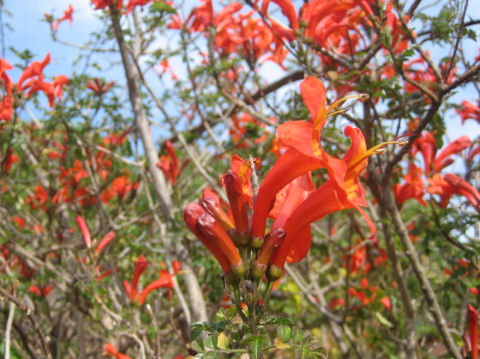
[4,0,99,72]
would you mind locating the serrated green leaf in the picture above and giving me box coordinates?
[263,317,294,326]
[191,325,203,341]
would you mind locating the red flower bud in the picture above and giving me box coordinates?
[197,213,244,277]
[130,255,148,300]
[223,170,249,234]
[184,202,232,273]
[75,215,91,248]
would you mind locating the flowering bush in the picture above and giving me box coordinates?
[0,0,479,358]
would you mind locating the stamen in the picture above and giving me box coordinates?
[397,138,409,146]
[326,109,346,117]
[348,138,407,170]
[327,93,369,114]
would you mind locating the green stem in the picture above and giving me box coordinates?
[262,281,274,310]
[233,286,248,323]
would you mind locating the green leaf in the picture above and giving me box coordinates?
[191,325,204,341]
[278,325,292,342]
[151,1,175,13]
[262,316,294,326]
[211,332,218,350]
[251,336,262,359]
[293,330,305,343]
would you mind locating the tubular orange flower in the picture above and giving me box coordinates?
[157,140,187,185]
[251,76,368,241]
[261,0,299,30]
[127,255,148,300]
[184,202,232,273]
[197,213,245,277]
[263,174,314,262]
[467,304,479,359]
[412,132,472,174]
[51,5,74,31]
[0,58,13,94]
[268,180,350,278]
[17,54,51,91]
[200,197,235,233]
[394,163,426,207]
[457,100,480,125]
[137,271,175,304]
[104,343,133,359]
[95,231,116,255]
[86,78,115,95]
[3,148,18,173]
[223,170,249,235]
[267,124,407,274]
[270,174,314,231]
[428,173,480,208]
[92,0,123,11]
[433,135,472,173]
[186,0,213,33]
[75,215,91,248]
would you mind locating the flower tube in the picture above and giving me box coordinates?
[184,202,232,273]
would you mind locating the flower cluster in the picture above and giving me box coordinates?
[0,55,68,127]
[184,77,405,312]
[394,128,480,208]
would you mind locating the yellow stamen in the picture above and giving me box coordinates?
[348,139,406,171]
[397,138,409,146]
[311,94,370,158]
[326,109,346,117]
[326,94,369,114]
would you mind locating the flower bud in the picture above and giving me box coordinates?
[223,170,249,234]
[197,213,243,271]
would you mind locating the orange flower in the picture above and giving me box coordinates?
[457,100,480,125]
[17,54,51,91]
[51,5,74,31]
[197,213,244,276]
[465,304,479,359]
[2,148,18,173]
[123,255,148,301]
[427,173,480,208]
[87,78,115,95]
[252,77,409,277]
[0,95,13,123]
[104,343,132,359]
[0,58,13,94]
[92,0,123,11]
[184,202,232,274]
[95,231,116,255]
[260,0,299,31]
[156,140,187,185]
[75,215,91,248]
[252,77,391,268]
[137,269,176,304]
[412,132,471,174]
[394,163,426,207]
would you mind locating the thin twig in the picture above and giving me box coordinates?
[0,287,53,359]
[4,301,15,359]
